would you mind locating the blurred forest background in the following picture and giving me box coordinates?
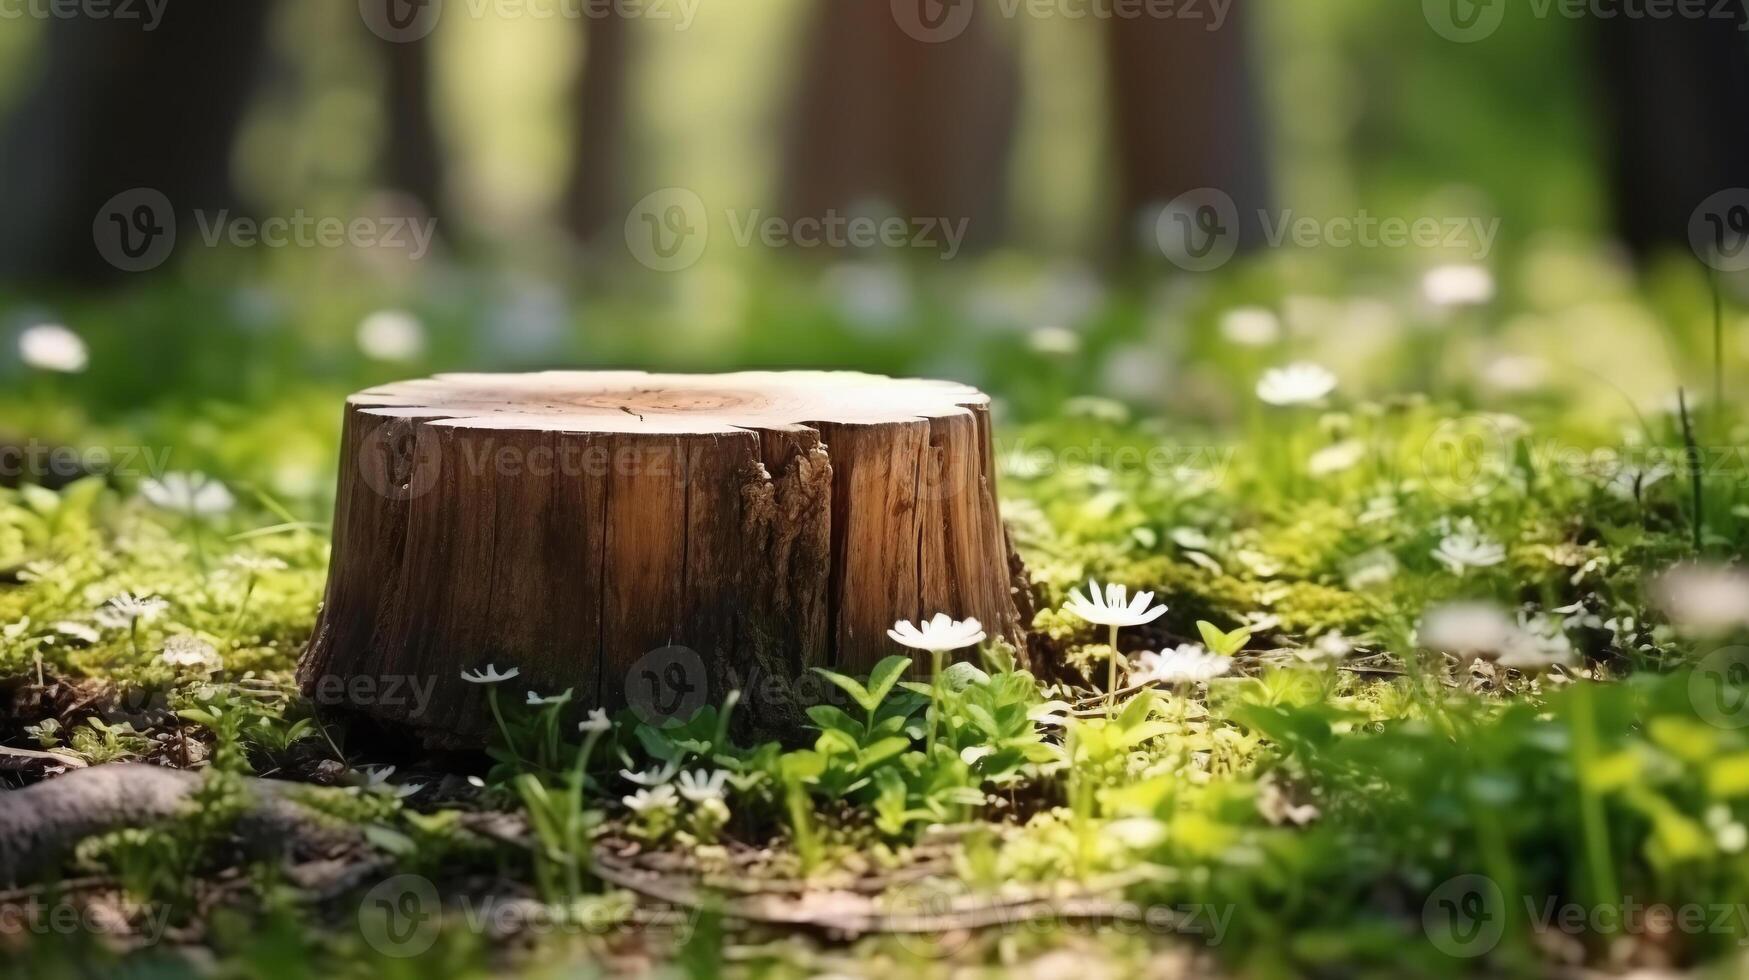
[0,0,1743,434]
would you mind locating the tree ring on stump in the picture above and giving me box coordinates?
[298,371,1030,744]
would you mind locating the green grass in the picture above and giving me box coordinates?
[1,244,1747,977]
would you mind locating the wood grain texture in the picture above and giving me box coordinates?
[297,371,1026,742]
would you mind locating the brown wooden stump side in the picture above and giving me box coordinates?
[297,371,1027,743]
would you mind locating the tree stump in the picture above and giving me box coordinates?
[297,371,1029,743]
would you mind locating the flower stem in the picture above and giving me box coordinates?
[566,728,604,893]
[1107,624,1120,718]
[928,649,945,754]
[487,686,525,769]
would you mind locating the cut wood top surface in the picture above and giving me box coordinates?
[350,371,992,433]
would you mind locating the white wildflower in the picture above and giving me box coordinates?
[459,663,520,684]
[525,688,573,706]
[1495,613,1576,674]
[1419,602,1516,658]
[1652,564,1749,635]
[1432,525,1506,574]
[1307,440,1366,477]
[140,472,235,517]
[1293,632,1354,664]
[1358,494,1399,526]
[1257,363,1337,407]
[1708,805,1747,854]
[1257,777,1321,827]
[887,613,986,653]
[1106,818,1167,849]
[724,771,765,793]
[1317,632,1354,659]
[623,785,678,814]
[1480,354,1548,394]
[357,310,426,362]
[1129,644,1231,685]
[620,762,679,787]
[160,634,221,673]
[1421,264,1496,308]
[96,592,169,629]
[1026,326,1081,356]
[1604,463,1673,502]
[18,323,88,373]
[676,769,730,804]
[358,764,397,786]
[1064,580,1168,628]
[1345,549,1400,591]
[52,621,100,644]
[578,708,611,734]
[1418,602,1519,661]
[1220,307,1282,347]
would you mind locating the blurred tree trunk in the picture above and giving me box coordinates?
[779,1,1019,254]
[0,0,273,283]
[561,10,630,245]
[1592,12,1749,257]
[1103,2,1272,255]
[379,35,452,232]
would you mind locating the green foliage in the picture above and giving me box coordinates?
[1,245,1746,974]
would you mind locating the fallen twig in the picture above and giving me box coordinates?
[0,745,88,768]
[590,848,1169,936]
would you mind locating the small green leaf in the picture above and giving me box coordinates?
[1197,620,1250,657]
[812,667,873,714]
[859,736,911,769]
[864,655,913,711]
[806,704,861,737]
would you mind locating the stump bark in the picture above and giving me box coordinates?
[297,371,1028,743]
